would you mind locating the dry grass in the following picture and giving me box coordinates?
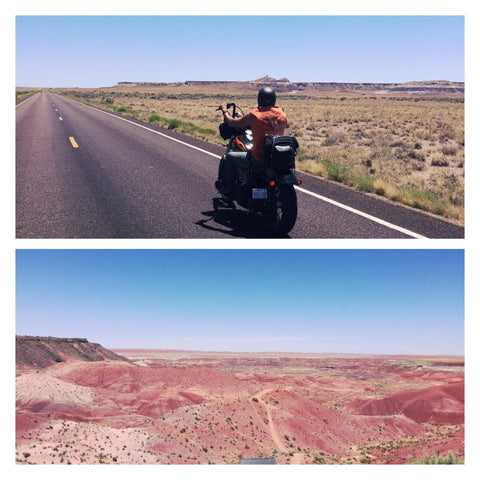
[52,85,464,223]
[16,88,41,102]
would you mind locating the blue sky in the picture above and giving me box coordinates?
[15,249,464,355]
[15,15,464,87]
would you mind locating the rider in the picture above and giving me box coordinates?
[216,87,289,200]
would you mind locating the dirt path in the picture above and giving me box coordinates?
[253,388,306,464]
[255,388,285,452]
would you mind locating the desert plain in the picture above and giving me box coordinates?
[15,339,464,465]
[40,78,464,223]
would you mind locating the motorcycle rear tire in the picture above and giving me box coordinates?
[264,185,297,235]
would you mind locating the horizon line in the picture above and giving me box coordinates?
[15,78,465,89]
[110,347,464,358]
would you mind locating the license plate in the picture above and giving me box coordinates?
[252,188,268,199]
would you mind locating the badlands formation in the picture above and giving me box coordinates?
[16,337,464,464]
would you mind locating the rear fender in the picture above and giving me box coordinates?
[271,170,299,186]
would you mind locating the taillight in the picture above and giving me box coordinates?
[297,179,302,185]
[269,180,276,186]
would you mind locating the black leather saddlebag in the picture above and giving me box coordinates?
[262,134,299,171]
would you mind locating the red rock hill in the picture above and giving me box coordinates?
[16,335,130,368]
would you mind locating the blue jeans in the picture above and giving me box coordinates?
[220,151,254,195]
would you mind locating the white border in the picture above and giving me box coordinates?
[5,3,479,480]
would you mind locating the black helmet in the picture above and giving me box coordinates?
[257,87,276,107]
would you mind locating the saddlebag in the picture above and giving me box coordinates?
[262,134,299,172]
[219,122,250,141]
[219,122,236,140]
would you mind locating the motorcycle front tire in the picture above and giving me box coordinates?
[264,185,298,235]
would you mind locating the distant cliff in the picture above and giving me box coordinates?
[16,336,130,368]
[115,77,464,94]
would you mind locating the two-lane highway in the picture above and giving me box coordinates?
[16,90,464,238]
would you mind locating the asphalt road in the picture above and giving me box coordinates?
[16,90,464,239]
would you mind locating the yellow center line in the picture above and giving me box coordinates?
[58,117,63,121]
[69,136,79,148]
[54,108,58,112]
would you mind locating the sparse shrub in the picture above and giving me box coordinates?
[323,159,347,182]
[440,144,458,156]
[354,173,376,192]
[148,114,162,123]
[323,137,338,146]
[409,451,463,464]
[437,125,456,142]
[168,118,181,130]
[431,158,450,167]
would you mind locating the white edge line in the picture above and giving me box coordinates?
[15,94,37,108]
[68,96,220,158]
[295,186,427,239]
[63,95,428,239]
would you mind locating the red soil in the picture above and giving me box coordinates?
[347,380,464,424]
[15,411,50,437]
[16,353,464,465]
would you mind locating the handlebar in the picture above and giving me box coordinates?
[216,102,238,117]
[215,103,235,110]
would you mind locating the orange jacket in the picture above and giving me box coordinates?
[224,106,288,161]
[249,107,288,161]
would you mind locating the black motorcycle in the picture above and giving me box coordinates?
[216,103,301,235]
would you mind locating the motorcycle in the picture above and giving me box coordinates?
[215,103,301,235]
